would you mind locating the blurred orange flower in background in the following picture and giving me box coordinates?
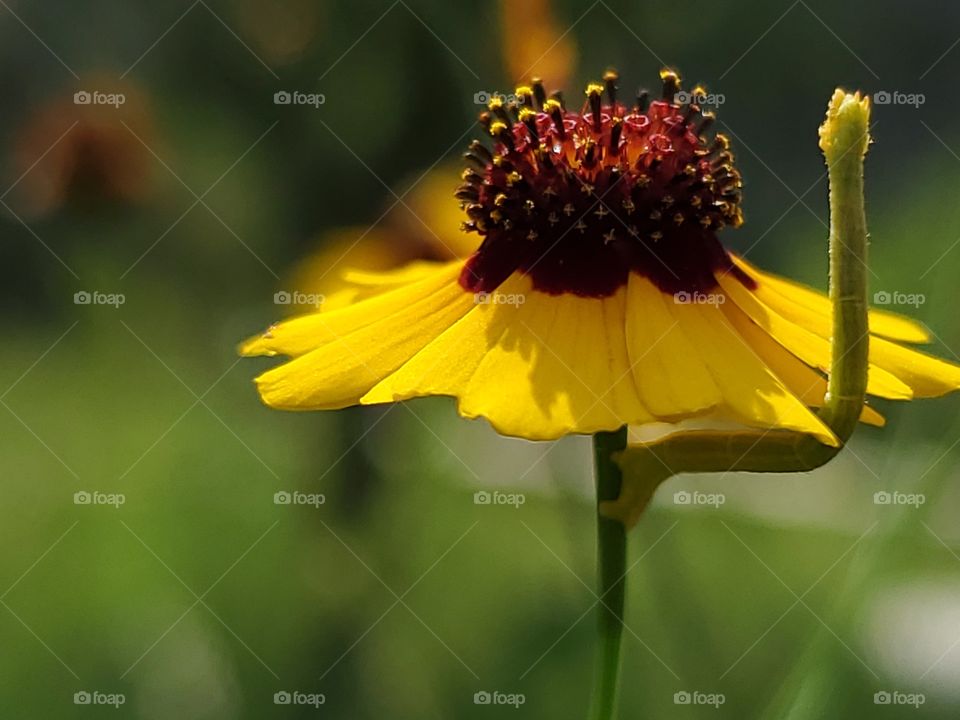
[9,79,154,219]
[501,0,577,89]
[233,0,326,67]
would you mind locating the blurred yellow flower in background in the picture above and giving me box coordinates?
[288,170,481,309]
[283,0,576,310]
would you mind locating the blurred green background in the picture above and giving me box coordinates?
[2,0,960,717]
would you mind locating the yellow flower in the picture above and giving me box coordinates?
[287,170,481,311]
[242,70,960,442]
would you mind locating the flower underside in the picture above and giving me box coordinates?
[459,69,749,297]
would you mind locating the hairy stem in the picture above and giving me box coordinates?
[609,91,872,528]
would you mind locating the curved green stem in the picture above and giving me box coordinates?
[589,427,628,720]
[607,91,873,528]
[584,91,872,718]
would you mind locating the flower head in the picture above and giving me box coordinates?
[460,69,744,297]
[242,70,960,442]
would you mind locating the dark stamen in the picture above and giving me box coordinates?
[698,111,715,135]
[587,83,603,132]
[489,120,514,151]
[660,69,681,102]
[545,99,566,140]
[603,70,619,105]
[455,185,480,201]
[531,78,547,109]
[489,97,513,128]
[609,117,623,153]
[463,152,487,170]
[519,108,539,143]
[636,89,649,112]
[516,86,534,109]
[469,139,492,162]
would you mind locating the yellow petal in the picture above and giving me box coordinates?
[730,254,931,344]
[859,404,887,427]
[253,272,474,410]
[361,275,527,404]
[367,274,653,439]
[314,261,455,310]
[677,301,840,446]
[241,261,462,358]
[459,283,652,439]
[868,336,960,398]
[341,261,450,287]
[724,301,884,427]
[625,275,721,418]
[722,266,960,399]
[717,272,913,400]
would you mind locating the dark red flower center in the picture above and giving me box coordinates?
[457,69,752,297]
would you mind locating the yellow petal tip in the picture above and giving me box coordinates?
[238,329,280,357]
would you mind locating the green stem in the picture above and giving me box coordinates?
[589,427,628,720]
[609,91,873,527]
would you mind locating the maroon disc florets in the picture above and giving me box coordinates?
[457,69,750,297]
